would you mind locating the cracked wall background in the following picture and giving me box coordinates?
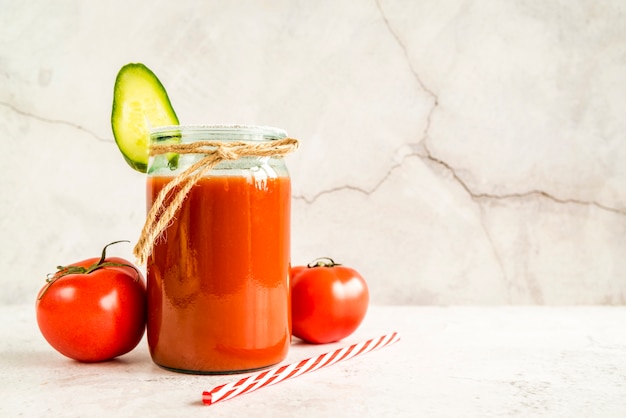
[1,0,625,305]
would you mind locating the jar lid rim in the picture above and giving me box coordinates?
[150,124,288,139]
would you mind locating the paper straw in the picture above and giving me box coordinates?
[202,331,400,406]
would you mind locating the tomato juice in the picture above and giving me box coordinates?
[146,172,291,374]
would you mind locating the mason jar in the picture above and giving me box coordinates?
[145,125,292,374]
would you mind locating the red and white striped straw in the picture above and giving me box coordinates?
[202,331,400,406]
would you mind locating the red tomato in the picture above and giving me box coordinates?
[290,258,369,344]
[36,241,146,362]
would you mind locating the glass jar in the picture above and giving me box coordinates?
[146,125,292,374]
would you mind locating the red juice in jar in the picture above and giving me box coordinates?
[145,125,292,374]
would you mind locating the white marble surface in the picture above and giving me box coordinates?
[1,1,625,305]
[1,305,626,417]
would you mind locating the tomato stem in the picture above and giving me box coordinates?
[39,241,139,300]
[307,257,341,268]
[97,240,130,265]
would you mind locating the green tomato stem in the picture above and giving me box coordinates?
[38,241,139,300]
[307,257,342,268]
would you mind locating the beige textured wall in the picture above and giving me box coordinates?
[1,0,625,304]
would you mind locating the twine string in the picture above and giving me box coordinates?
[133,138,299,264]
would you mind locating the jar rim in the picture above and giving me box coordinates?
[150,124,287,140]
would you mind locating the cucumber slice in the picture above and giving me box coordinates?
[111,63,179,173]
